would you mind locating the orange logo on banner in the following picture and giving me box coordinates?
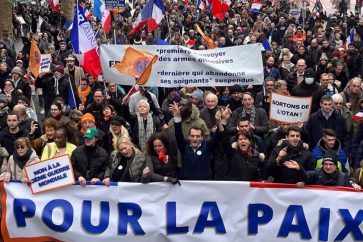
[114,47,158,85]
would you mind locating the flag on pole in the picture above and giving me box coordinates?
[195,24,215,49]
[68,78,77,110]
[211,0,230,20]
[114,47,158,85]
[345,28,355,49]
[29,38,41,78]
[261,39,272,51]
[84,7,92,21]
[196,0,206,11]
[71,2,102,78]
[94,0,111,33]
[50,0,60,12]
[250,0,262,12]
[128,0,165,35]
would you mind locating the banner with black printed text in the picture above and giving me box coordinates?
[100,44,264,87]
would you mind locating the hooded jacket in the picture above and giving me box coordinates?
[312,137,348,171]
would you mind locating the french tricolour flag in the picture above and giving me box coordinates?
[50,0,60,12]
[251,0,262,12]
[94,0,111,33]
[346,28,355,49]
[71,2,102,78]
[353,110,363,121]
[128,0,165,35]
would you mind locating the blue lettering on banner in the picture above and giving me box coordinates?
[319,208,330,241]
[248,203,273,234]
[11,198,363,240]
[335,209,363,241]
[82,200,110,234]
[193,202,226,234]
[166,202,189,235]
[117,203,145,235]
[14,199,36,227]
[277,205,312,239]
[42,199,74,232]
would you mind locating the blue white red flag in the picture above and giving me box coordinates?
[346,28,355,49]
[128,0,165,35]
[94,0,111,33]
[71,2,102,78]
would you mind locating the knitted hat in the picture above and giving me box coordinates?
[191,89,204,101]
[11,67,22,75]
[322,151,338,166]
[54,65,64,74]
[81,113,95,124]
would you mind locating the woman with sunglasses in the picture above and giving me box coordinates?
[2,137,39,183]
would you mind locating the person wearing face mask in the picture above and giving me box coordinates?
[64,55,85,90]
[291,68,325,114]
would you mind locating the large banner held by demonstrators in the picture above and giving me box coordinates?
[100,44,264,87]
[270,93,312,123]
[1,181,362,242]
[24,155,75,194]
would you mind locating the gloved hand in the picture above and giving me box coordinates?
[167,177,181,186]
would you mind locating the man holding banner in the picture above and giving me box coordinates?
[71,127,109,186]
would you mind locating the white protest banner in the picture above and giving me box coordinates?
[24,154,75,194]
[270,93,312,123]
[39,54,51,73]
[100,44,264,87]
[289,6,301,18]
[1,181,362,242]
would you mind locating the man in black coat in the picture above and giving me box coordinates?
[291,68,325,114]
[10,67,31,101]
[0,111,29,155]
[305,95,350,152]
[71,128,109,187]
[35,65,79,114]
[267,126,314,184]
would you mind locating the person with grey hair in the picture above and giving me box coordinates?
[332,93,353,136]
[124,99,165,153]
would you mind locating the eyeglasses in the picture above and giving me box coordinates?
[16,146,26,150]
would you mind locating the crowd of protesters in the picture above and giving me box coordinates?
[0,0,363,191]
